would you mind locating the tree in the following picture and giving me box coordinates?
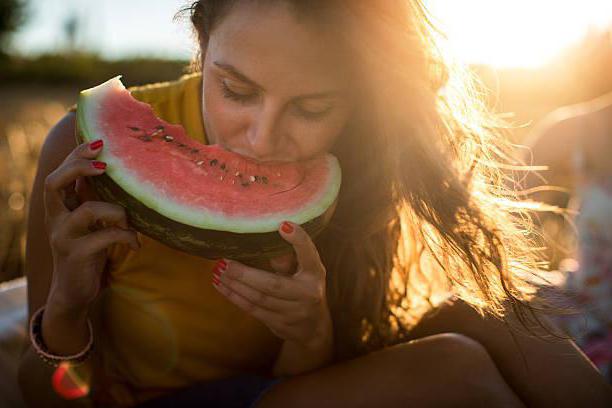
[0,0,26,55]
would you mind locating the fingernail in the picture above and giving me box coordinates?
[212,276,221,286]
[92,161,107,170]
[281,222,294,234]
[213,259,227,276]
[89,139,104,150]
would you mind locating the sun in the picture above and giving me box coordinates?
[426,0,612,68]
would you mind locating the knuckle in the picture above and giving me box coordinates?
[257,291,268,306]
[48,231,63,250]
[110,227,130,240]
[268,276,283,292]
[44,173,57,191]
[72,204,97,227]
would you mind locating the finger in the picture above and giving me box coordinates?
[44,158,106,218]
[212,279,288,326]
[74,226,140,256]
[278,222,324,277]
[268,253,296,276]
[214,271,298,313]
[75,176,101,202]
[65,139,105,162]
[65,201,130,237]
[222,260,306,300]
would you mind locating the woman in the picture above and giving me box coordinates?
[18,0,612,407]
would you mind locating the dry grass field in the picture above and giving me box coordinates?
[0,84,80,282]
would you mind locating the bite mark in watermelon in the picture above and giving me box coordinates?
[76,77,341,260]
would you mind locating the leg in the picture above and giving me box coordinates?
[257,333,524,408]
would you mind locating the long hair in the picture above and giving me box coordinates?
[179,0,550,361]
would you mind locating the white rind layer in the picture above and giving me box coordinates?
[77,77,341,233]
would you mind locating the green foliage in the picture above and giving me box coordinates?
[0,53,191,87]
[0,0,26,53]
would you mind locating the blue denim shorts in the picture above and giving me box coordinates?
[136,375,284,408]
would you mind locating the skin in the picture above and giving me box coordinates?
[200,1,355,162]
[18,1,612,407]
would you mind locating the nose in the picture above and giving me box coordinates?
[246,102,283,160]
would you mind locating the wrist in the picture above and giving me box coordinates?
[40,305,92,357]
[46,287,90,322]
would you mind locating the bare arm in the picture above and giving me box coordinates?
[17,112,95,407]
[18,112,139,406]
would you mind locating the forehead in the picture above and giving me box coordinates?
[206,1,350,91]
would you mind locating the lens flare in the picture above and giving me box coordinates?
[51,362,90,400]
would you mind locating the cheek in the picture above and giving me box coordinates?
[290,114,349,157]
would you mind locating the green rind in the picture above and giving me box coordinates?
[77,77,341,233]
[75,77,339,261]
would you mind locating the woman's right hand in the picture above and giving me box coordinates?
[43,139,140,315]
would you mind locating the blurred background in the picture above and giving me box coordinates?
[1,0,611,283]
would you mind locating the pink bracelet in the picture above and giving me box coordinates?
[29,306,93,367]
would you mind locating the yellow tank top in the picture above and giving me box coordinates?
[87,73,283,407]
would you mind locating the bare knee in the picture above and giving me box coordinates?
[397,333,524,407]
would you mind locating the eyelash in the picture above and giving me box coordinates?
[219,80,332,121]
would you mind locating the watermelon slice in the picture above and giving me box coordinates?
[76,77,341,260]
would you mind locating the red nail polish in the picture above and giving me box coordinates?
[92,161,107,170]
[281,222,294,234]
[212,276,221,286]
[89,139,104,150]
[215,259,227,271]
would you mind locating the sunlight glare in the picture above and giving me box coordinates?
[426,0,612,68]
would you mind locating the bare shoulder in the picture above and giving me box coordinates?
[406,299,612,406]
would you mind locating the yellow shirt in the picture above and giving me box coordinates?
[87,73,283,407]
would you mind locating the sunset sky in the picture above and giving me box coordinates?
[12,0,612,68]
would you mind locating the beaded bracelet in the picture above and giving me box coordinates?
[29,306,93,367]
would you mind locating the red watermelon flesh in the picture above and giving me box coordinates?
[76,77,341,236]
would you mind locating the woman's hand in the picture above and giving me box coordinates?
[211,222,333,351]
[44,139,140,314]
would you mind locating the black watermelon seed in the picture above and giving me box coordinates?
[261,176,269,184]
[155,125,164,130]
[241,181,250,187]
[128,126,140,131]
[138,135,152,142]
[191,148,199,154]
[210,159,218,166]
[178,143,185,147]
[220,163,226,170]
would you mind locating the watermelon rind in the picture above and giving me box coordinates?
[75,77,341,261]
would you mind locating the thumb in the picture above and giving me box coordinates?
[268,252,297,276]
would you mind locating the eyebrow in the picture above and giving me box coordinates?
[213,61,343,100]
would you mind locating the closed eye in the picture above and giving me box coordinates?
[220,79,258,104]
[220,80,333,120]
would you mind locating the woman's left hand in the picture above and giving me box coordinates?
[211,221,333,350]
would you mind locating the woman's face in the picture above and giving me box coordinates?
[200,2,355,162]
